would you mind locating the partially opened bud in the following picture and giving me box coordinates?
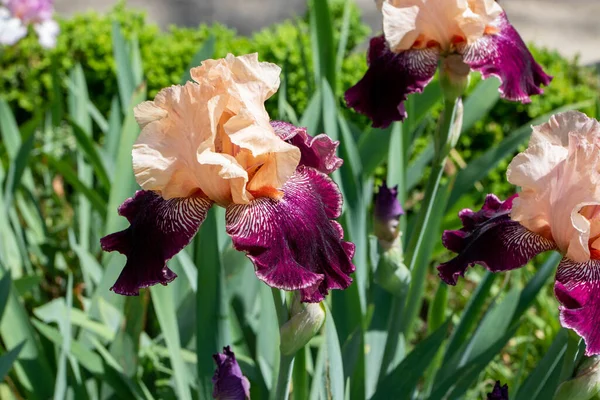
[280,293,326,355]
[487,381,509,400]
[373,182,404,247]
[212,346,251,400]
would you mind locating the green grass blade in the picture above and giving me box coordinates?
[3,128,35,213]
[151,286,192,400]
[324,304,345,400]
[68,119,111,192]
[53,273,73,400]
[0,273,11,323]
[372,320,450,400]
[334,0,352,76]
[300,89,322,135]
[309,0,336,89]
[358,126,392,178]
[461,78,500,133]
[112,21,137,112]
[104,96,122,163]
[180,36,215,84]
[0,341,26,382]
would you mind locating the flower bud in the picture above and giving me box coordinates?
[487,381,509,400]
[279,293,326,356]
[373,183,404,248]
[212,346,251,400]
[375,238,410,297]
[555,356,600,400]
[439,54,470,102]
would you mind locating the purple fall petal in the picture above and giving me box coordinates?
[463,12,552,103]
[270,120,343,174]
[555,258,600,356]
[487,381,509,400]
[212,346,251,400]
[100,190,212,295]
[437,194,556,285]
[344,35,438,128]
[226,166,355,302]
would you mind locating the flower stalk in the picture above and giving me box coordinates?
[379,95,463,380]
[270,288,295,400]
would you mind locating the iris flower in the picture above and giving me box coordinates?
[0,0,59,48]
[101,54,355,303]
[212,346,250,400]
[438,111,600,355]
[345,0,552,128]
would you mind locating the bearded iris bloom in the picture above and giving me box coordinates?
[345,0,552,128]
[438,111,600,355]
[100,54,355,303]
[0,0,59,48]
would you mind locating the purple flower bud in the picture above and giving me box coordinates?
[487,381,509,400]
[374,182,404,244]
[212,346,251,400]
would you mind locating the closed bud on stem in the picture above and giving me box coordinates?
[279,293,326,356]
[373,182,404,249]
[439,54,470,102]
[375,236,410,297]
[555,356,600,400]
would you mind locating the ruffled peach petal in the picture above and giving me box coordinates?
[196,149,251,205]
[382,2,420,52]
[508,111,600,262]
[134,101,168,129]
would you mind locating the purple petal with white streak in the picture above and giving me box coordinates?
[463,12,552,103]
[437,194,556,285]
[555,258,600,355]
[271,120,343,174]
[344,34,438,128]
[100,190,212,295]
[226,166,355,302]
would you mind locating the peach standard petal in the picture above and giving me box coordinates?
[132,53,300,206]
[382,0,502,52]
[507,111,600,262]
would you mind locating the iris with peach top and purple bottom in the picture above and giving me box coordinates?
[345,0,552,128]
[438,111,600,355]
[100,53,355,304]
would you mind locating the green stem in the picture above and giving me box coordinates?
[292,346,308,400]
[378,98,460,382]
[270,288,295,400]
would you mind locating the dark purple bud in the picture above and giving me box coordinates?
[487,381,509,400]
[212,346,250,400]
[373,182,404,244]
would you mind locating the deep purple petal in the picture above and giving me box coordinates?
[437,194,556,285]
[226,166,355,302]
[212,346,251,400]
[463,12,552,103]
[555,258,600,355]
[100,190,212,295]
[270,120,343,174]
[487,381,509,400]
[344,35,438,128]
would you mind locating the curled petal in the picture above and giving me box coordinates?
[270,121,343,174]
[344,35,438,128]
[226,166,355,302]
[100,190,212,295]
[437,194,556,285]
[463,12,552,103]
[555,258,600,355]
[487,381,509,400]
[212,346,251,400]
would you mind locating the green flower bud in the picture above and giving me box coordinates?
[439,54,470,102]
[279,293,326,356]
[375,237,410,297]
[555,356,600,400]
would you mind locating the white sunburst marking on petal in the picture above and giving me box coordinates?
[558,258,600,291]
[500,223,556,261]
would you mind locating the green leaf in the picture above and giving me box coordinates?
[334,0,352,75]
[0,341,26,382]
[372,320,450,400]
[309,0,336,89]
[3,128,35,213]
[104,96,122,163]
[358,126,392,178]
[515,329,569,400]
[112,21,137,112]
[300,89,322,135]
[68,119,111,192]
[180,36,215,84]
[151,286,192,400]
[461,78,500,133]
[324,304,345,400]
[53,274,73,400]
